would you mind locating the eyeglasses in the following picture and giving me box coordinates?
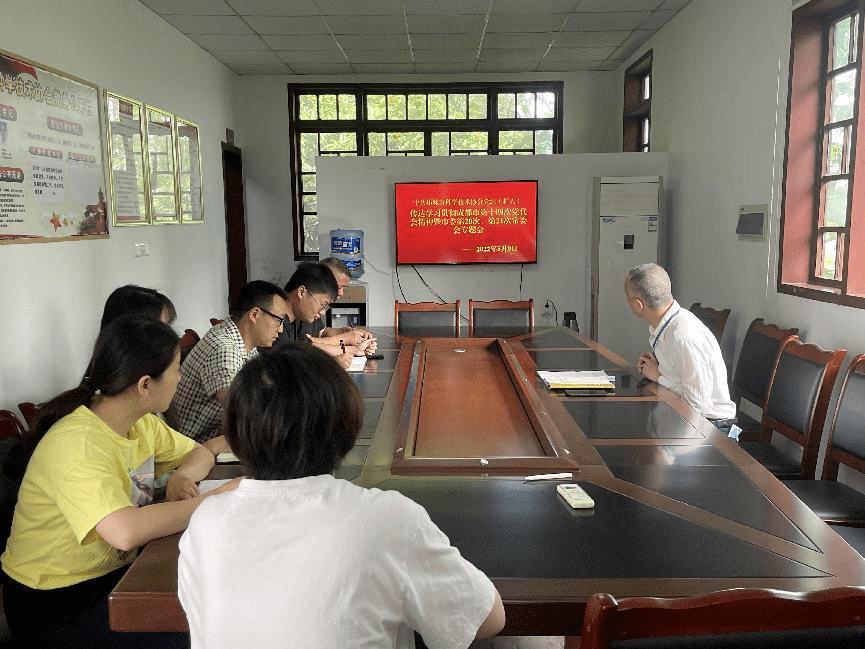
[306,290,331,314]
[255,305,287,328]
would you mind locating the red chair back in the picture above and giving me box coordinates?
[0,410,25,441]
[581,586,865,649]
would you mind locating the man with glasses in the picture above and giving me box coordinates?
[302,258,377,352]
[171,280,290,442]
[272,263,374,369]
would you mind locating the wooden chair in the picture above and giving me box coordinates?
[739,338,845,480]
[580,586,865,649]
[17,401,41,431]
[394,301,460,336]
[783,354,865,524]
[467,299,533,336]
[209,318,224,326]
[732,318,799,433]
[179,328,200,363]
[0,410,25,441]
[689,302,731,343]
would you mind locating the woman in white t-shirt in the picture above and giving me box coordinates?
[179,343,505,649]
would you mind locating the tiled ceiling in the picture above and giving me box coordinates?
[139,0,690,75]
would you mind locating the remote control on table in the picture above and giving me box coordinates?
[556,483,595,509]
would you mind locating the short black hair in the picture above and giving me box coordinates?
[224,344,363,479]
[100,285,176,329]
[230,280,288,318]
[284,262,338,302]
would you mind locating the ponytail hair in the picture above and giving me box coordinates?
[100,284,176,328]
[7,316,179,482]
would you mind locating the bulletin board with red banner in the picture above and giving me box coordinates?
[0,50,108,243]
[395,180,538,264]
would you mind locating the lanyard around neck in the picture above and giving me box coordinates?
[651,307,680,352]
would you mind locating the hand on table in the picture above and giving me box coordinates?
[343,328,374,346]
[166,474,200,501]
[356,337,376,356]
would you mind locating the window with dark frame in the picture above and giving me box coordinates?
[287,82,563,259]
[623,50,652,153]
[815,11,857,283]
[780,0,865,308]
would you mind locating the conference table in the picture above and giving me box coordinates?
[108,326,865,636]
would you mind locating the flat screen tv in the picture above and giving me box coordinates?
[395,180,538,265]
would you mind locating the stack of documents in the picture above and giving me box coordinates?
[536,370,615,390]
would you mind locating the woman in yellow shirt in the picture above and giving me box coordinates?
[2,315,237,648]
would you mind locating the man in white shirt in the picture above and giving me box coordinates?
[624,263,737,432]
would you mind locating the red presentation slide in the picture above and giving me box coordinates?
[395,180,538,264]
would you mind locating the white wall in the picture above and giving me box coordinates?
[316,153,668,328]
[0,0,237,411]
[233,72,621,288]
[624,0,865,488]
[624,0,865,363]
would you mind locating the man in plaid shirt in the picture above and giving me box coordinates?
[171,280,289,442]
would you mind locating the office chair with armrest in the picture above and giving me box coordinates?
[732,318,799,435]
[468,299,533,337]
[0,411,25,441]
[394,301,460,337]
[17,402,41,431]
[739,338,845,480]
[179,329,200,363]
[783,354,865,525]
[689,302,731,343]
[580,586,865,649]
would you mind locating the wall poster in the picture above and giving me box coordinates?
[105,92,148,226]
[176,117,203,223]
[0,50,108,243]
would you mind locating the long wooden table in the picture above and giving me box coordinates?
[109,327,865,636]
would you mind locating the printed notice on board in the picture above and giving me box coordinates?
[0,52,107,242]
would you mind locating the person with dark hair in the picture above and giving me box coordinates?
[178,344,505,648]
[625,263,736,431]
[100,284,177,329]
[299,257,378,352]
[1,316,238,649]
[272,262,374,369]
[171,280,289,442]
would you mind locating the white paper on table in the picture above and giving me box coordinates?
[535,370,615,389]
[198,479,233,494]
[347,356,367,372]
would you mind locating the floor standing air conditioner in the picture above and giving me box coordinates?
[591,176,664,365]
